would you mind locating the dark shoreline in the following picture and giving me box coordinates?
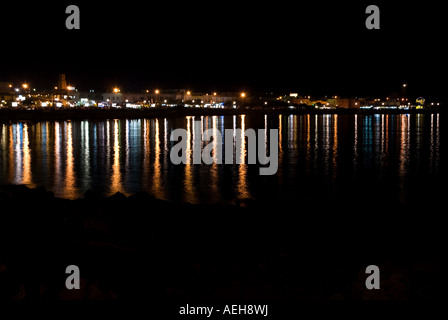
[0,107,443,122]
[1,184,447,300]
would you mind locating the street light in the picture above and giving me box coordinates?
[241,92,246,98]
[113,88,120,93]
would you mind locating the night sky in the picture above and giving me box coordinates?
[1,1,445,100]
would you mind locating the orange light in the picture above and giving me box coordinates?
[113,88,120,93]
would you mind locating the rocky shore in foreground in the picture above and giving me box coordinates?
[0,184,447,301]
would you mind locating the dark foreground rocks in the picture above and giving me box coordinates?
[0,185,447,301]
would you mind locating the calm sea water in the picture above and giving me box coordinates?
[0,114,444,204]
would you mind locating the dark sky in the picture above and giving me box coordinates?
[0,1,445,100]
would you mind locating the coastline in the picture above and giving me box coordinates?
[0,107,443,122]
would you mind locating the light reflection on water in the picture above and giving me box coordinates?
[0,114,442,203]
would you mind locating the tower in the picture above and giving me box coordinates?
[58,74,67,90]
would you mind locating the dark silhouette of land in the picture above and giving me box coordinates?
[1,184,447,301]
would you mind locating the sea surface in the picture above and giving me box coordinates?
[0,113,445,204]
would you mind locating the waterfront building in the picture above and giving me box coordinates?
[327,98,361,109]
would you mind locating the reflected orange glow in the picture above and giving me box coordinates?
[64,122,76,199]
[55,122,61,187]
[305,114,311,163]
[323,115,330,165]
[398,115,410,202]
[277,114,283,181]
[22,123,32,186]
[152,118,164,200]
[237,115,250,199]
[110,119,124,195]
[184,116,198,203]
